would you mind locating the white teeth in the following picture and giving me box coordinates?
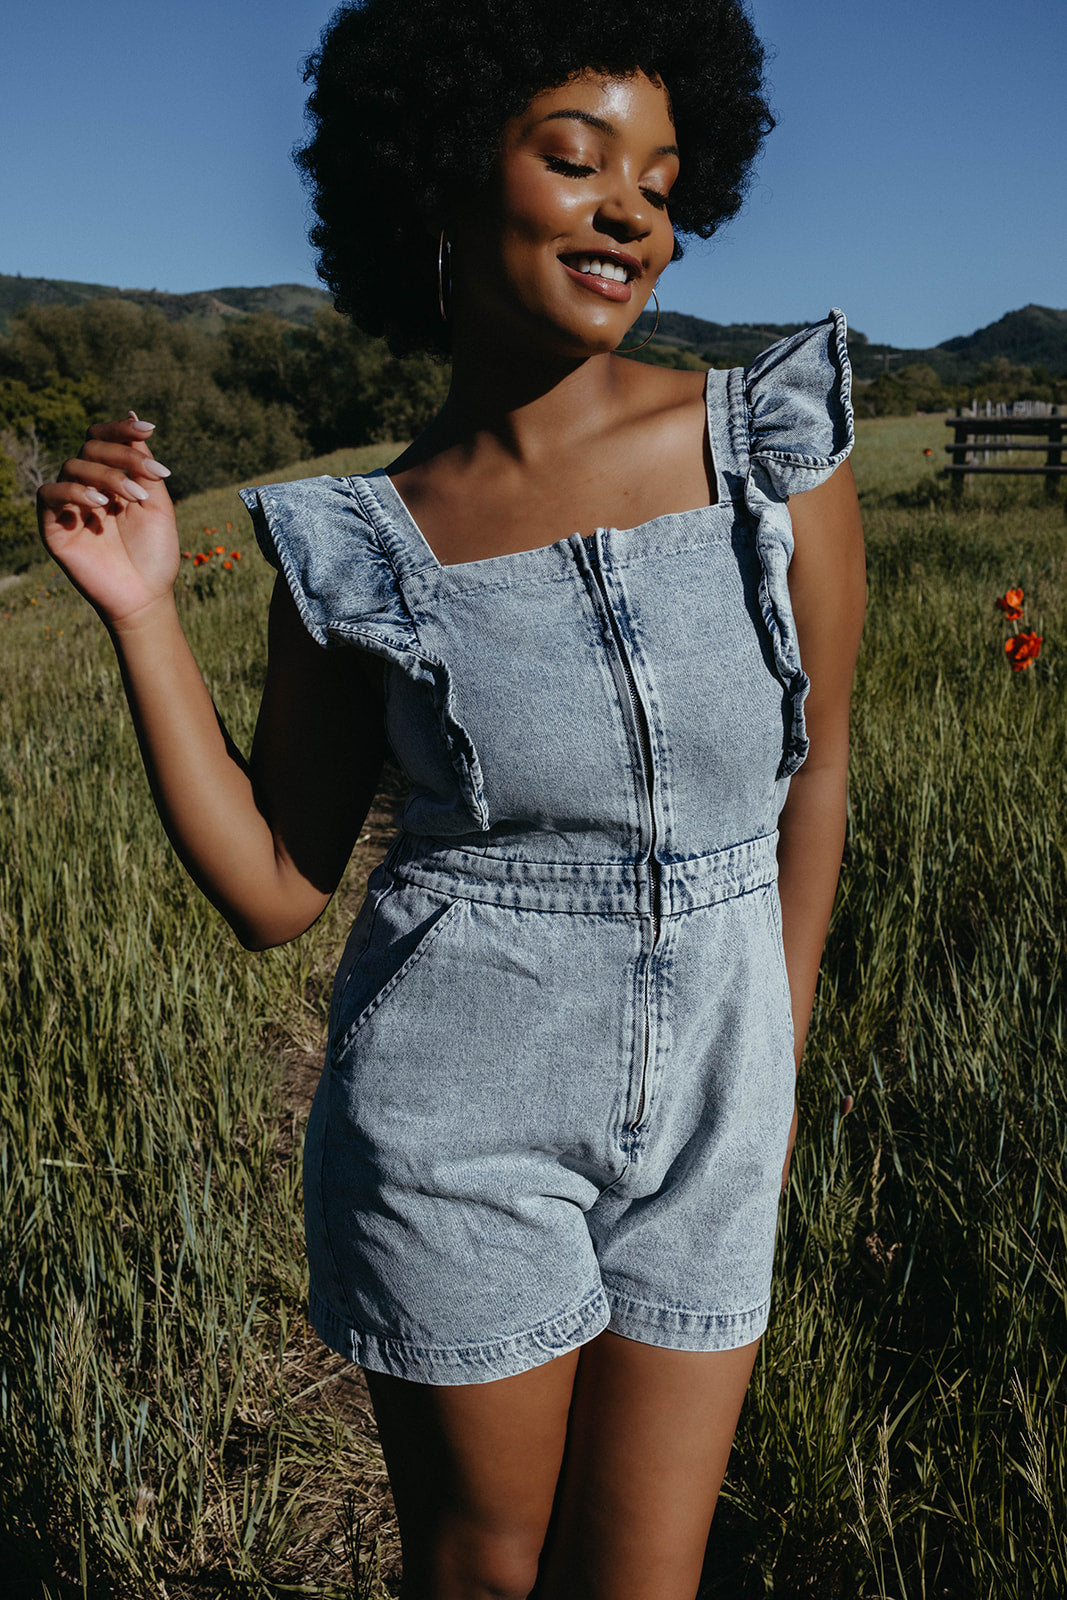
[572,257,630,282]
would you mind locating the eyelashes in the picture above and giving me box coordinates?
[544,155,595,177]
[542,154,670,210]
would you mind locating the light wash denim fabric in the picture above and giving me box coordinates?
[240,310,854,1384]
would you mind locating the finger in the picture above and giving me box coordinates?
[38,480,113,513]
[58,456,155,504]
[37,481,115,537]
[80,438,171,480]
[85,413,157,447]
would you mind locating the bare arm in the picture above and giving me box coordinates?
[38,417,386,949]
[777,458,866,1180]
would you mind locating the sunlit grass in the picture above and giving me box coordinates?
[2,422,1065,1596]
[1,446,404,1595]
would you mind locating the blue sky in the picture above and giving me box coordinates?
[2,0,1063,349]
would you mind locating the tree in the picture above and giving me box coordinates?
[0,377,96,566]
[0,442,36,563]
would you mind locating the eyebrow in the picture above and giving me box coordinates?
[539,108,679,159]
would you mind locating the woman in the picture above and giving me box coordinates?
[38,0,866,1593]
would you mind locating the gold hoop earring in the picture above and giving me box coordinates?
[618,286,660,354]
[438,230,451,322]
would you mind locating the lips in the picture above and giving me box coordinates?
[560,249,642,280]
[559,250,641,303]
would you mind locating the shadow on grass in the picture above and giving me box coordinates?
[699,1500,765,1598]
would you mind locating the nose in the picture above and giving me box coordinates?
[594,186,654,245]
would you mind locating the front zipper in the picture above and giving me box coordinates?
[584,533,661,1131]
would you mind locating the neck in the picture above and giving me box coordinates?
[409,313,636,471]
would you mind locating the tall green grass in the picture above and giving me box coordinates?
[1,444,399,1597]
[1,427,1064,1596]
[705,433,1067,1597]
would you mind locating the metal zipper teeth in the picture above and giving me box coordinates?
[588,538,661,933]
[587,536,662,1134]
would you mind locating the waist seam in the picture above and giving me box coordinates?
[386,831,779,915]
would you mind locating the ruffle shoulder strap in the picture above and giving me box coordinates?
[239,474,488,829]
[742,310,855,778]
[238,475,415,653]
[745,307,854,495]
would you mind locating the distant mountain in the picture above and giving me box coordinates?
[2,273,1064,381]
[0,273,331,336]
[630,303,1067,382]
[936,304,1067,371]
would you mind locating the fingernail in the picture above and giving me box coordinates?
[127,411,156,432]
[122,480,151,501]
[85,488,110,506]
[140,459,171,479]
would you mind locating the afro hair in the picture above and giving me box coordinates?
[296,0,774,356]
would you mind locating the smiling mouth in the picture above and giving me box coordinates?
[559,252,641,284]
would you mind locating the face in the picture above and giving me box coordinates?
[449,71,680,358]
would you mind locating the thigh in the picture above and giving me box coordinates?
[366,1350,580,1599]
[533,1330,760,1600]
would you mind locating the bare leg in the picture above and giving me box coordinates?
[532,1330,759,1600]
[366,1349,580,1600]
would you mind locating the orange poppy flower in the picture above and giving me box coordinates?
[923,448,933,457]
[995,587,1024,620]
[230,551,241,560]
[223,559,233,569]
[215,544,225,554]
[181,550,192,560]
[1004,631,1042,671]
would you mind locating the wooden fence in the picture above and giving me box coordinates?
[944,401,1065,498]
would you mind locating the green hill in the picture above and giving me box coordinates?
[0,274,331,336]
[2,272,1064,382]
[937,304,1067,371]
[628,303,1067,382]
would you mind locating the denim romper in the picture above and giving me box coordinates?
[241,310,854,1385]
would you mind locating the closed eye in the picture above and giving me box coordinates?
[544,156,669,212]
[544,155,596,177]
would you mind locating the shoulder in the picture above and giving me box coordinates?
[613,353,707,415]
[611,356,709,453]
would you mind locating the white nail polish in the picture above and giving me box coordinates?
[140,459,171,479]
[123,480,150,501]
[85,488,110,506]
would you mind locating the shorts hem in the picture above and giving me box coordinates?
[605,1287,769,1351]
[308,1283,611,1385]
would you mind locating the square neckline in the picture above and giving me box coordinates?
[362,367,731,572]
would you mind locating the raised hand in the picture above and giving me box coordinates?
[37,413,180,629]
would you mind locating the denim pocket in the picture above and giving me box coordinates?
[759,881,793,1015]
[331,882,464,1058]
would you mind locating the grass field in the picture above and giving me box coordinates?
[1,421,1064,1597]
